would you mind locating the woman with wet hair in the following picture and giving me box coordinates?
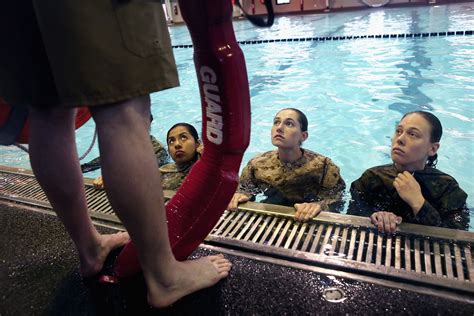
[93,122,201,191]
[228,108,345,222]
[348,111,469,232]
[160,122,202,190]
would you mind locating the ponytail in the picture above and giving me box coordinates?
[426,154,438,168]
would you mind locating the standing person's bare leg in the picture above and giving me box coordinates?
[28,107,129,277]
[91,95,232,308]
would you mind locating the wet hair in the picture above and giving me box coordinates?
[167,123,200,142]
[278,108,308,132]
[401,111,443,168]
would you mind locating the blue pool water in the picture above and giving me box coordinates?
[1,3,473,229]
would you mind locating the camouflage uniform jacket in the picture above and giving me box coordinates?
[150,135,169,167]
[159,160,195,191]
[238,149,345,212]
[347,164,469,230]
[81,135,168,173]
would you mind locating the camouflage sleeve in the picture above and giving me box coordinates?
[347,170,377,217]
[150,135,169,167]
[237,160,260,200]
[161,173,180,191]
[414,181,469,230]
[318,158,346,212]
[80,156,101,173]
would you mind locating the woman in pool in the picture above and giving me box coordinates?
[347,111,469,232]
[228,108,345,222]
[160,122,202,190]
[94,122,201,190]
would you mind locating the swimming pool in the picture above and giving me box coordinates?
[1,3,473,229]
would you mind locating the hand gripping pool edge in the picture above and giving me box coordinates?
[112,0,251,278]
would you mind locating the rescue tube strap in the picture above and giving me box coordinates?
[78,128,97,161]
[235,0,274,28]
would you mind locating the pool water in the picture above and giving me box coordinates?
[1,3,473,229]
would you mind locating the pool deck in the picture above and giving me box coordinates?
[1,202,473,315]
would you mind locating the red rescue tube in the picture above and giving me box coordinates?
[113,0,251,278]
[0,97,91,144]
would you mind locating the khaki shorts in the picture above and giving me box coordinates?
[0,0,179,107]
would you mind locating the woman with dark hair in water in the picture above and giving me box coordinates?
[348,111,469,232]
[93,122,201,191]
[160,123,202,190]
[228,108,345,222]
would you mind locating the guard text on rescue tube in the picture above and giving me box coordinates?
[200,66,223,145]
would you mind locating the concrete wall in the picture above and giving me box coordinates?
[328,0,426,10]
[239,0,470,15]
[167,0,470,24]
[166,0,245,24]
[167,0,184,24]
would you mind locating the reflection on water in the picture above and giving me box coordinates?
[388,10,434,114]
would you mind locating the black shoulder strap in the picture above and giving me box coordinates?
[234,0,274,27]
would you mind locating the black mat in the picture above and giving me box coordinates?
[1,204,473,315]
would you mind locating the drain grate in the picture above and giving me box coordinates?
[1,166,473,296]
[210,209,473,283]
[0,167,118,221]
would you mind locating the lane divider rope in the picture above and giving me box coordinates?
[172,30,473,48]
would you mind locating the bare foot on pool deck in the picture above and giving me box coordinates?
[79,231,130,277]
[146,254,232,308]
